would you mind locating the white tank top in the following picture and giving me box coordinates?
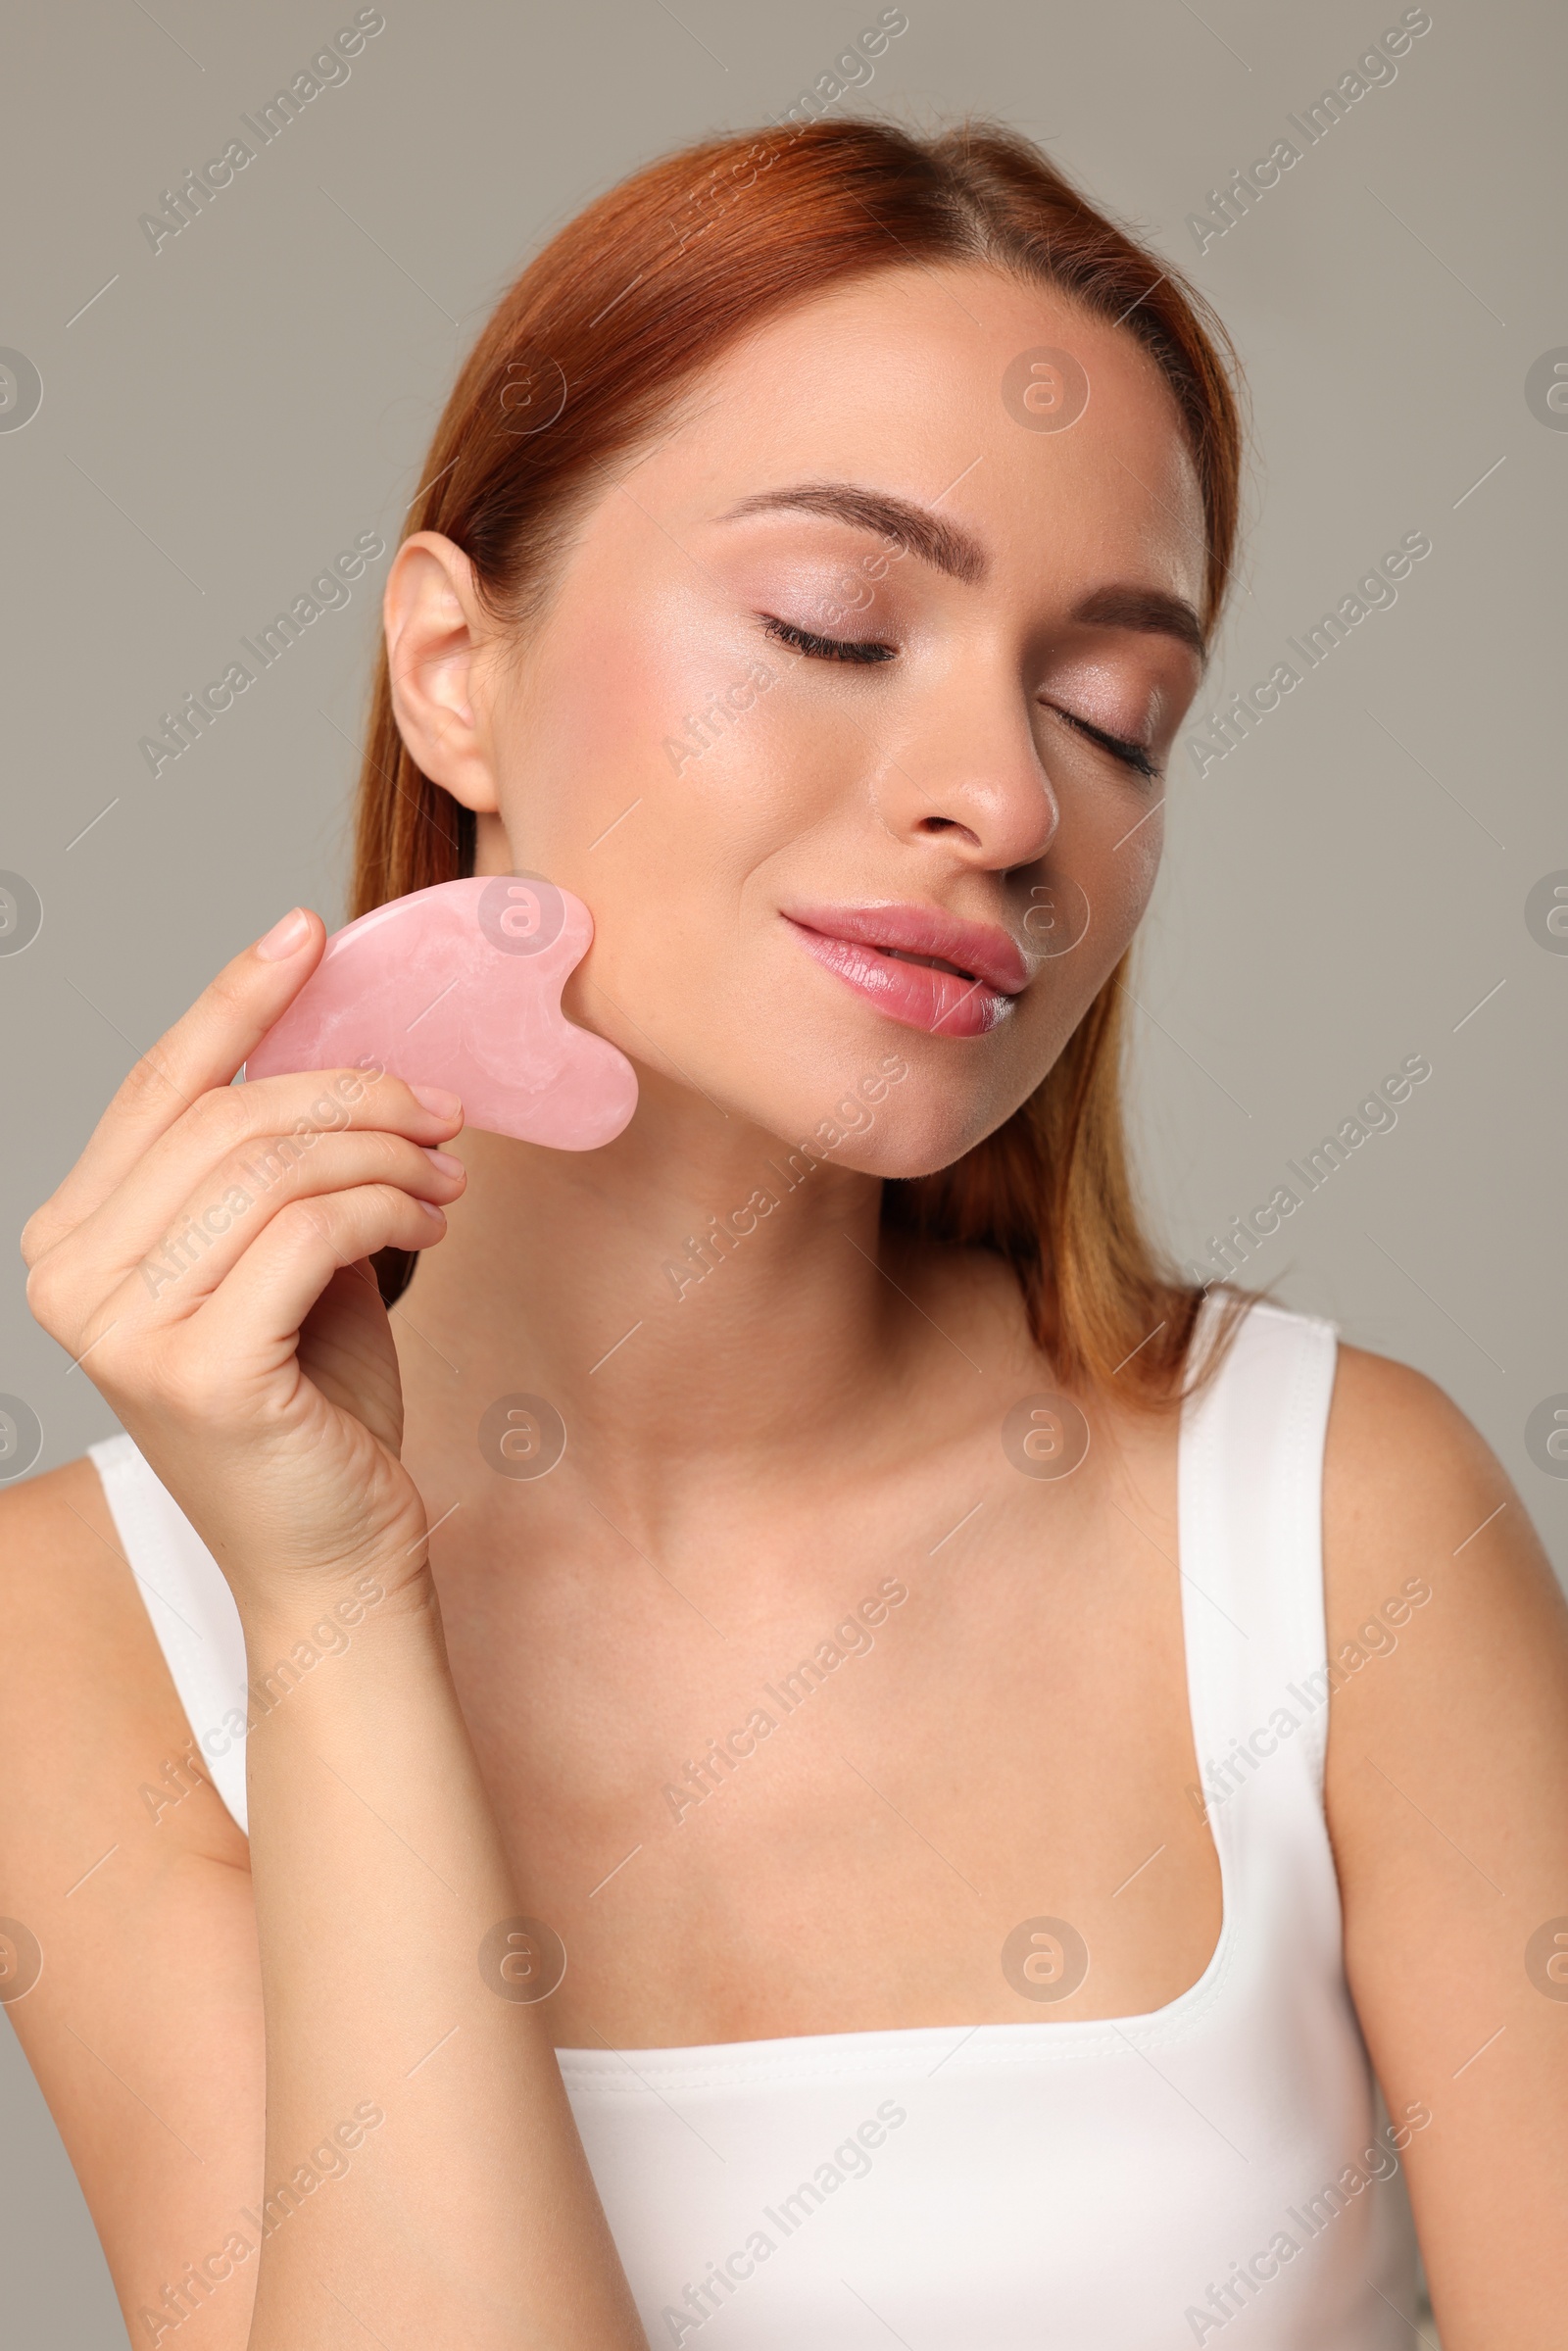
[89,1298,1422,2345]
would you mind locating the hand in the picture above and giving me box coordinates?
[23,906,468,1617]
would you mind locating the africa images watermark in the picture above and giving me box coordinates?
[136,2099,386,2344]
[139,1059,386,1296]
[1186,1572,1435,1827]
[137,10,387,255]
[1184,8,1433,257]
[662,1577,910,1825]
[131,1053,399,1771]
[662,658,779,775]
[1182,1053,1432,1294]
[138,1569,390,1811]
[658,483,924,775]
[1182,2101,1433,2342]
[137,530,387,780]
[1186,531,1433,778]
[661,2097,909,2343]
[661,1052,911,1303]
[667,8,910,252]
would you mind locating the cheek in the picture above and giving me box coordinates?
[505,592,826,872]
[514,618,674,839]
[995,798,1161,1084]
[1091,808,1162,943]
[506,614,845,1038]
[1047,776,1162,992]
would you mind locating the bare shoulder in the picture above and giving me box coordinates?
[1318,1343,1568,2340]
[1324,1338,1508,1529]
[1321,1340,1565,1679]
[0,1457,262,2348]
[1320,1336,1567,1834]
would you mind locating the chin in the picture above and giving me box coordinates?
[834,1113,1015,1183]
[755,1056,1021,1185]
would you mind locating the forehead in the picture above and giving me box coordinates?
[652,261,1208,612]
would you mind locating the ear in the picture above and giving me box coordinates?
[382,531,501,815]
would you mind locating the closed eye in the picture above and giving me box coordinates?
[1043,702,1162,782]
[762,616,897,665]
[760,616,1160,775]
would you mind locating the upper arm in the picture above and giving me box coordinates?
[1322,1345,1568,2349]
[0,1456,265,2349]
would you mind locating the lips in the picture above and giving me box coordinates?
[781,902,1030,1039]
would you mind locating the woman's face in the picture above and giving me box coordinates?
[389,262,1208,1176]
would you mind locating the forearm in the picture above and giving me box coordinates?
[237,1570,645,2350]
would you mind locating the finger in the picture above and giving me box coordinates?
[24,907,332,1257]
[83,1129,466,1337]
[34,1070,466,1339]
[182,1183,450,1377]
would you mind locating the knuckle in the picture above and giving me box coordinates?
[307,1064,365,1115]
[238,1069,362,1148]
[344,1182,402,1237]
[115,1044,189,1122]
[221,1124,308,1196]
[87,1326,139,1395]
[343,1183,414,1247]
[328,1063,378,1111]
[24,1249,66,1333]
[19,1200,62,1272]
[209,1140,262,1206]
[343,1067,399,1127]
[270,1175,418,1262]
[276,1194,338,1252]
[203,966,255,1028]
[362,1129,410,1177]
[195,1084,263,1157]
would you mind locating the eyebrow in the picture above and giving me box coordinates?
[718,479,1206,659]
[720,481,988,587]
[1071,582,1207,661]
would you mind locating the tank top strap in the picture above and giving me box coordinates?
[1176,1295,1342,1842]
[89,1431,252,1834]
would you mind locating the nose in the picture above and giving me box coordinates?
[871,673,1060,873]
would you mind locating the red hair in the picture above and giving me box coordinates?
[351,117,1249,1401]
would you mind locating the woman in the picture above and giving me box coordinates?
[4,118,1564,2351]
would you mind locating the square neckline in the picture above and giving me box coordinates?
[556,1297,1242,2087]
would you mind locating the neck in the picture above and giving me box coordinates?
[393,1079,914,1527]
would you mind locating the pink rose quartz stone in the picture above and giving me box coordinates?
[243,876,637,1149]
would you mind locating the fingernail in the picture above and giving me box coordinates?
[421,1148,466,1176]
[409,1082,462,1118]
[255,907,312,960]
[416,1198,446,1221]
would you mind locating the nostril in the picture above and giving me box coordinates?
[915,815,982,845]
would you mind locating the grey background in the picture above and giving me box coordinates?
[3,0,1560,2338]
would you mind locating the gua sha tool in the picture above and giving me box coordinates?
[243,875,638,1149]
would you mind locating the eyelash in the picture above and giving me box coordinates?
[760,616,1161,781]
[1045,705,1163,782]
[761,616,895,665]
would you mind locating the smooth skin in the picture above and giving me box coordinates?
[4,263,1566,2349]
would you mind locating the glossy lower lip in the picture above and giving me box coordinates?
[783,918,1015,1038]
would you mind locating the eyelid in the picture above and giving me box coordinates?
[1042,700,1162,780]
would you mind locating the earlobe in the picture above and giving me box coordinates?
[383,531,502,814]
